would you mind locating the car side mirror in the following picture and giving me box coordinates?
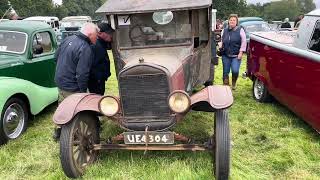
[33,44,43,55]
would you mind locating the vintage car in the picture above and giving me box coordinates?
[223,17,271,43]
[0,21,58,145]
[58,16,93,43]
[53,0,233,179]
[23,16,60,32]
[247,9,320,132]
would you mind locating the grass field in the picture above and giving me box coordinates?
[0,54,319,179]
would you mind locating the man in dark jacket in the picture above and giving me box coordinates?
[88,23,114,95]
[55,23,99,103]
[53,23,99,141]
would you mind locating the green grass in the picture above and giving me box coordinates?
[0,53,319,179]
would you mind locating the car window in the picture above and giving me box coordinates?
[32,32,52,55]
[243,23,271,32]
[118,11,191,48]
[309,21,320,53]
[0,31,27,54]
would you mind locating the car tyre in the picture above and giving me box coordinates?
[60,112,99,178]
[0,97,28,145]
[213,109,230,180]
[252,78,272,102]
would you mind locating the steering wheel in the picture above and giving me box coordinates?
[129,24,159,45]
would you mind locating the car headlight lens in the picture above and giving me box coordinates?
[99,96,119,117]
[168,91,190,113]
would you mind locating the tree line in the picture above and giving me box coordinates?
[0,0,316,21]
[0,0,106,19]
[214,0,316,22]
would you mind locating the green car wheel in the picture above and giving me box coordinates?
[0,97,28,145]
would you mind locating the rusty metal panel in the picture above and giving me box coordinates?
[96,0,212,14]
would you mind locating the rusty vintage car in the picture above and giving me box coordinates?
[53,0,233,179]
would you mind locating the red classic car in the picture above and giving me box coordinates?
[247,9,320,132]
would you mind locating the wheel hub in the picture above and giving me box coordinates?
[3,103,25,139]
[255,80,264,99]
[6,112,18,123]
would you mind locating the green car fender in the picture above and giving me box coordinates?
[0,77,58,116]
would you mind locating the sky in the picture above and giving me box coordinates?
[52,0,319,8]
[53,0,62,5]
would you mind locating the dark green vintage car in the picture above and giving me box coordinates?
[0,21,58,145]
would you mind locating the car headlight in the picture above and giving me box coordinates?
[168,91,191,113]
[99,96,119,117]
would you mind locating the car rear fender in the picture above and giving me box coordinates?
[190,85,233,112]
[53,93,104,125]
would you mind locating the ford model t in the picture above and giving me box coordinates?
[53,0,233,179]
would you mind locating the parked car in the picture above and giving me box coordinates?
[23,16,60,33]
[223,17,271,43]
[53,0,233,179]
[247,9,320,132]
[223,17,264,29]
[0,21,58,145]
[240,21,272,43]
[59,16,92,43]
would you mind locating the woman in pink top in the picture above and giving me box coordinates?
[220,14,246,90]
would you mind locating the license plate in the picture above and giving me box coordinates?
[124,131,174,144]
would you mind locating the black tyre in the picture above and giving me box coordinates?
[252,78,272,102]
[0,97,28,145]
[213,109,230,180]
[60,112,99,178]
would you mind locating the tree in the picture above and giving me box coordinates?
[264,0,299,21]
[213,0,247,20]
[297,0,316,14]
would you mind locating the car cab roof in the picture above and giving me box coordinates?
[96,0,212,14]
[306,9,320,17]
[23,16,59,21]
[0,20,52,34]
[61,16,92,21]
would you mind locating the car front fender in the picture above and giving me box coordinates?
[190,85,233,112]
[0,77,58,116]
[53,93,104,125]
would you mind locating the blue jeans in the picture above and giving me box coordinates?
[222,55,241,79]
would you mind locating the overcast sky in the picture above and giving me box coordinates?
[52,0,319,8]
[53,0,62,5]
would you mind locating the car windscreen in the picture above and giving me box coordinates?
[0,31,27,54]
[243,22,271,33]
[118,11,192,48]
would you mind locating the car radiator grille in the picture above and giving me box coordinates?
[119,73,170,118]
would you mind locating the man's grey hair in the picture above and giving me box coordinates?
[80,23,100,36]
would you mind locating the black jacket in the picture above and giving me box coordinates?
[90,38,112,81]
[54,33,94,92]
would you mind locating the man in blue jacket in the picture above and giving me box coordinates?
[88,23,114,95]
[55,23,99,103]
[53,23,99,141]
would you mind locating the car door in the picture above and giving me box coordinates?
[23,31,56,88]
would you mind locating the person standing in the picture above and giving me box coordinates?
[55,23,99,103]
[220,14,246,90]
[281,18,291,28]
[53,23,99,141]
[294,14,304,28]
[88,23,114,95]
